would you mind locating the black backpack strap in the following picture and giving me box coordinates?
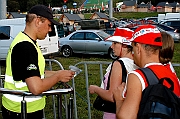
[106,60,115,90]
[138,68,159,85]
[106,59,127,90]
[117,60,127,83]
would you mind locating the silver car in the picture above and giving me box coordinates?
[159,18,180,31]
[153,23,180,43]
[58,30,117,59]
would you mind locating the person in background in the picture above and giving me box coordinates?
[89,28,138,119]
[159,31,176,74]
[2,5,75,119]
[160,31,180,91]
[113,25,180,119]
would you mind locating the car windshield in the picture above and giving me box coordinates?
[96,31,111,40]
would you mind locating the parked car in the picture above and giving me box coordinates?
[143,17,158,23]
[58,30,117,59]
[103,28,115,35]
[153,23,180,42]
[115,21,130,28]
[127,19,154,28]
[159,19,180,31]
[130,24,180,42]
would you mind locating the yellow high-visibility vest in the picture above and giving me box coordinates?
[2,32,46,113]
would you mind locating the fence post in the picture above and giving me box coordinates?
[73,61,111,119]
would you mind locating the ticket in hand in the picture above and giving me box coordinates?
[69,65,82,77]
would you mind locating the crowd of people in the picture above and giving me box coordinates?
[89,24,180,119]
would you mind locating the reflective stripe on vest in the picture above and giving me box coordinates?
[3,32,46,113]
[2,96,46,113]
[5,74,44,88]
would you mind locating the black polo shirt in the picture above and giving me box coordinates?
[11,32,41,82]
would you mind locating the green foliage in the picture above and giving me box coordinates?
[7,1,20,12]
[173,43,180,78]
[173,43,180,63]
[83,12,165,20]
[84,13,93,19]
[7,0,83,12]
[113,12,160,19]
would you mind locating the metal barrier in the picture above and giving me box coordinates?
[0,60,180,119]
[0,83,73,119]
[172,63,180,67]
[72,61,111,119]
[0,59,74,119]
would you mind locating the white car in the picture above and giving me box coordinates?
[58,30,117,59]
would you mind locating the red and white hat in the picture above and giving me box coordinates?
[130,25,162,46]
[106,28,134,46]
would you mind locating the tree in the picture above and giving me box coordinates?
[7,0,20,12]
[16,0,27,12]
[27,0,39,11]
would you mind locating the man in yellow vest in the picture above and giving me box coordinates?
[2,4,75,119]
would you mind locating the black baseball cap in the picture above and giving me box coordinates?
[28,4,60,25]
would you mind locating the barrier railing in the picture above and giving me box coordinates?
[0,83,73,119]
[172,63,180,67]
[0,59,74,119]
[72,61,111,119]
[72,61,180,119]
[1,60,180,119]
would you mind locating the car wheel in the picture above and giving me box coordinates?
[62,46,72,57]
[109,48,117,60]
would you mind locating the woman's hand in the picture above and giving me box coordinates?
[89,85,99,94]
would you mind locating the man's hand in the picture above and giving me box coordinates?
[113,82,125,101]
[56,70,75,82]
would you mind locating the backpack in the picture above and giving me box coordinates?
[137,68,180,119]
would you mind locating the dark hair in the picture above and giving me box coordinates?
[26,14,36,23]
[127,45,133,53]
[122,44,133,53]
[26,14,46,23]
[159,32,174,64]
